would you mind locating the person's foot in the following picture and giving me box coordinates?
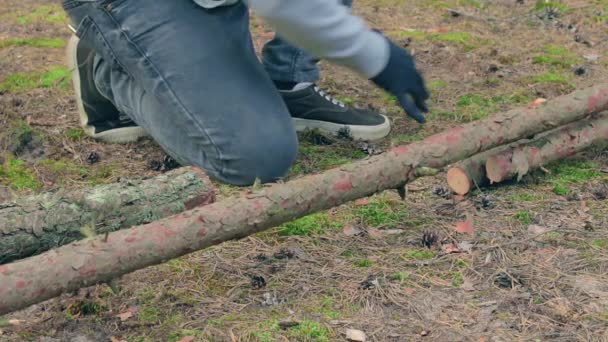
[66,35,148,143]
[278,82,391,141]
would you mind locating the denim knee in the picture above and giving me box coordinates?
[210,131,299,186]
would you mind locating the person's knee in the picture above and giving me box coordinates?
[215,132,299,186]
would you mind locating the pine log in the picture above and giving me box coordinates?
[446,148,502,195]
[2,83,608,315]
[486,113,608,184]
[0,167,215,264]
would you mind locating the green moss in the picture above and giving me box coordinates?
[592,239,608,249]
[532,45,580,68]
[138,307,160,323]
[428,79,448,91]
[515,210,533,224]
[0,66,70,93]
[352,196,411,228]
[452,93,530,121]
[319,297,341,319]
[291,144,366,176]
[278,212,342,236]
[534,1,569,13]
[66,127,86,141]
[0,38,65,48]
[0,158,42,191]
[451,272,464,287]
[38,159,88,181]
[390,272,410,281]
[353,259,372,267]
[403,249,436,260]
[391,132,429,145]
[510,192,544,201]
[16,5,67,24]
[288,320,330,341]
[547,160,604,196]
[531,72,570,85]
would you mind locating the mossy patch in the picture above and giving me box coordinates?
[403,249,436,260]
[0,38,65,49]
[532,45,580,68]
[16,5,67,24]
[546,160,604,196]
[515,210,533,224]
[0,158,41,191]
[277,212,343,236]
[0,66,71,93]
[290,143,366,176]
[350,195,415,228]
[448,92,530,122]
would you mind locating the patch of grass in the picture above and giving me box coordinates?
[391,132,429,145]
[0,158,41,191]
[88,164,117,186]
[532,45,580,68]
[451,92,531,121]
[353,259,372,267]
[288,320,331,342]
[291,144,366,176]
[0,66,71,93]
[139,306,160,323]
[547,160,604,196]
[592,239,608,249]
[510,192,544,202]
[403,249,436,260]
[38,159,88,181]
[16,5,67,24]
[534,1,569,13]
[319,297,341,319]
[277,212,342,236]
[390,272,411,281]
[67,300,107,316]
[428,79,448,91]
[531,72,570,85]
[351,196,411,228]
[66,127,86,141]
[340,249,355,258]
[0,38,65,49]
[515,210,533,224]
[167,330,202,342]
[451,272,464,287]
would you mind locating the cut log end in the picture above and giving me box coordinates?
[447,167,472,195]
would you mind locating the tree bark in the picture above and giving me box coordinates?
[1,83,608,315]
[0,167,215,264]
[485,113,608,184]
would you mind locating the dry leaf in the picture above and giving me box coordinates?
[110,337,127,342]
[117,311,134,321]
[355,198,369,206]
[581,200,589,213]
[455,219,475,234]
[527,225,549,236]
[345,328,367,342]
[178,337,195,342]
[528,98,547,108]
[366,227,384,239]
[442,243,462,254]
[420,330,430,336]
[404,288,416,295]
[427,27,449,33]
[453,194,466,203]
[478,337,487,342]
[343,224,364,237]
[383,229,405,235]
[583,54,600,62]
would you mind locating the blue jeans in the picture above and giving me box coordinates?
[62,0,353,186]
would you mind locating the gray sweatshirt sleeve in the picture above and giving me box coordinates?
[245,0,390,79]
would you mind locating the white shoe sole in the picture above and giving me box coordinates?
[293,115,391,141]
[66,35,148,144]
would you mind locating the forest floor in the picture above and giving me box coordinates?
[1,0,608,341]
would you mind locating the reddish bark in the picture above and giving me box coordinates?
[486,113,608,183]
[2,83,608,315]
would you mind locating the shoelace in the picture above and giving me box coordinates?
[313,86,346,108]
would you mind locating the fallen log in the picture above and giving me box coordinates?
[2,83,608,315]
[446,113,608,194]
[485,113,608,184]
[0,167,215,264]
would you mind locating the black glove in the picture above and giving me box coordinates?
[371,39,430,123]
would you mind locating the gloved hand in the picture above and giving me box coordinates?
[371,38,430,123]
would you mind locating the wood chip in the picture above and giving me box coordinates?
[455,219,475,234]
[343,224,364,237]
[346,328,367,342]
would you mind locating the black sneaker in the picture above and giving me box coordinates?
[66,35,147,143]
[279,83,391,141]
